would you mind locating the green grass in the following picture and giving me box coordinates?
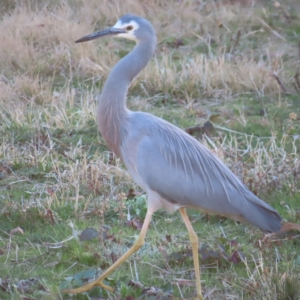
[1,188,300,299]
[1,0,300,299]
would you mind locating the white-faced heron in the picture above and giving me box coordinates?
[65,15,282,299]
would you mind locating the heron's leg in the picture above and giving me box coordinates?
[179,208,203,300]
[64,210,153,294]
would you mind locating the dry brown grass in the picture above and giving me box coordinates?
[0,0,295,124]
[0,0,295,96]
[0,0,300,299]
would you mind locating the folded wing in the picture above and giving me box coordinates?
[123,112,282,233]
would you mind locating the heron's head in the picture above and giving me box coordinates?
[75,14,156,44]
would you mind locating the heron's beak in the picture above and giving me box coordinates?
[75,27,126,43]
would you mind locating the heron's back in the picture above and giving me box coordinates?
[121,112,282,233]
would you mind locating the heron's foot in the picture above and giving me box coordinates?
[63,277,114,294]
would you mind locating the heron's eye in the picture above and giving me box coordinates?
[126,25,133,31]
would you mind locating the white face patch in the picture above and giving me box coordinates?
[112,20,139,41]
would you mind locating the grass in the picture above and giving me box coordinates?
[0,0,300,299]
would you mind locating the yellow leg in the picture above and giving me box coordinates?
[179,208,203,300]
[64,211,153,294]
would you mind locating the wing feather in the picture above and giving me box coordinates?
[122,112,281,232]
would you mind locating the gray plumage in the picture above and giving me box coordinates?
[67,14,282,298]
[122,111,281,232]
[93,14,281,233]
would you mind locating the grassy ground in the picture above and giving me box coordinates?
[1,0,300,299]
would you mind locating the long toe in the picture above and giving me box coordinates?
[95,281,114,292]
[64,279,114,294]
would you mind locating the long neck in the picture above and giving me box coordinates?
[97,39,156,157]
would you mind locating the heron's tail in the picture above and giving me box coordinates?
[242,192,282,233]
